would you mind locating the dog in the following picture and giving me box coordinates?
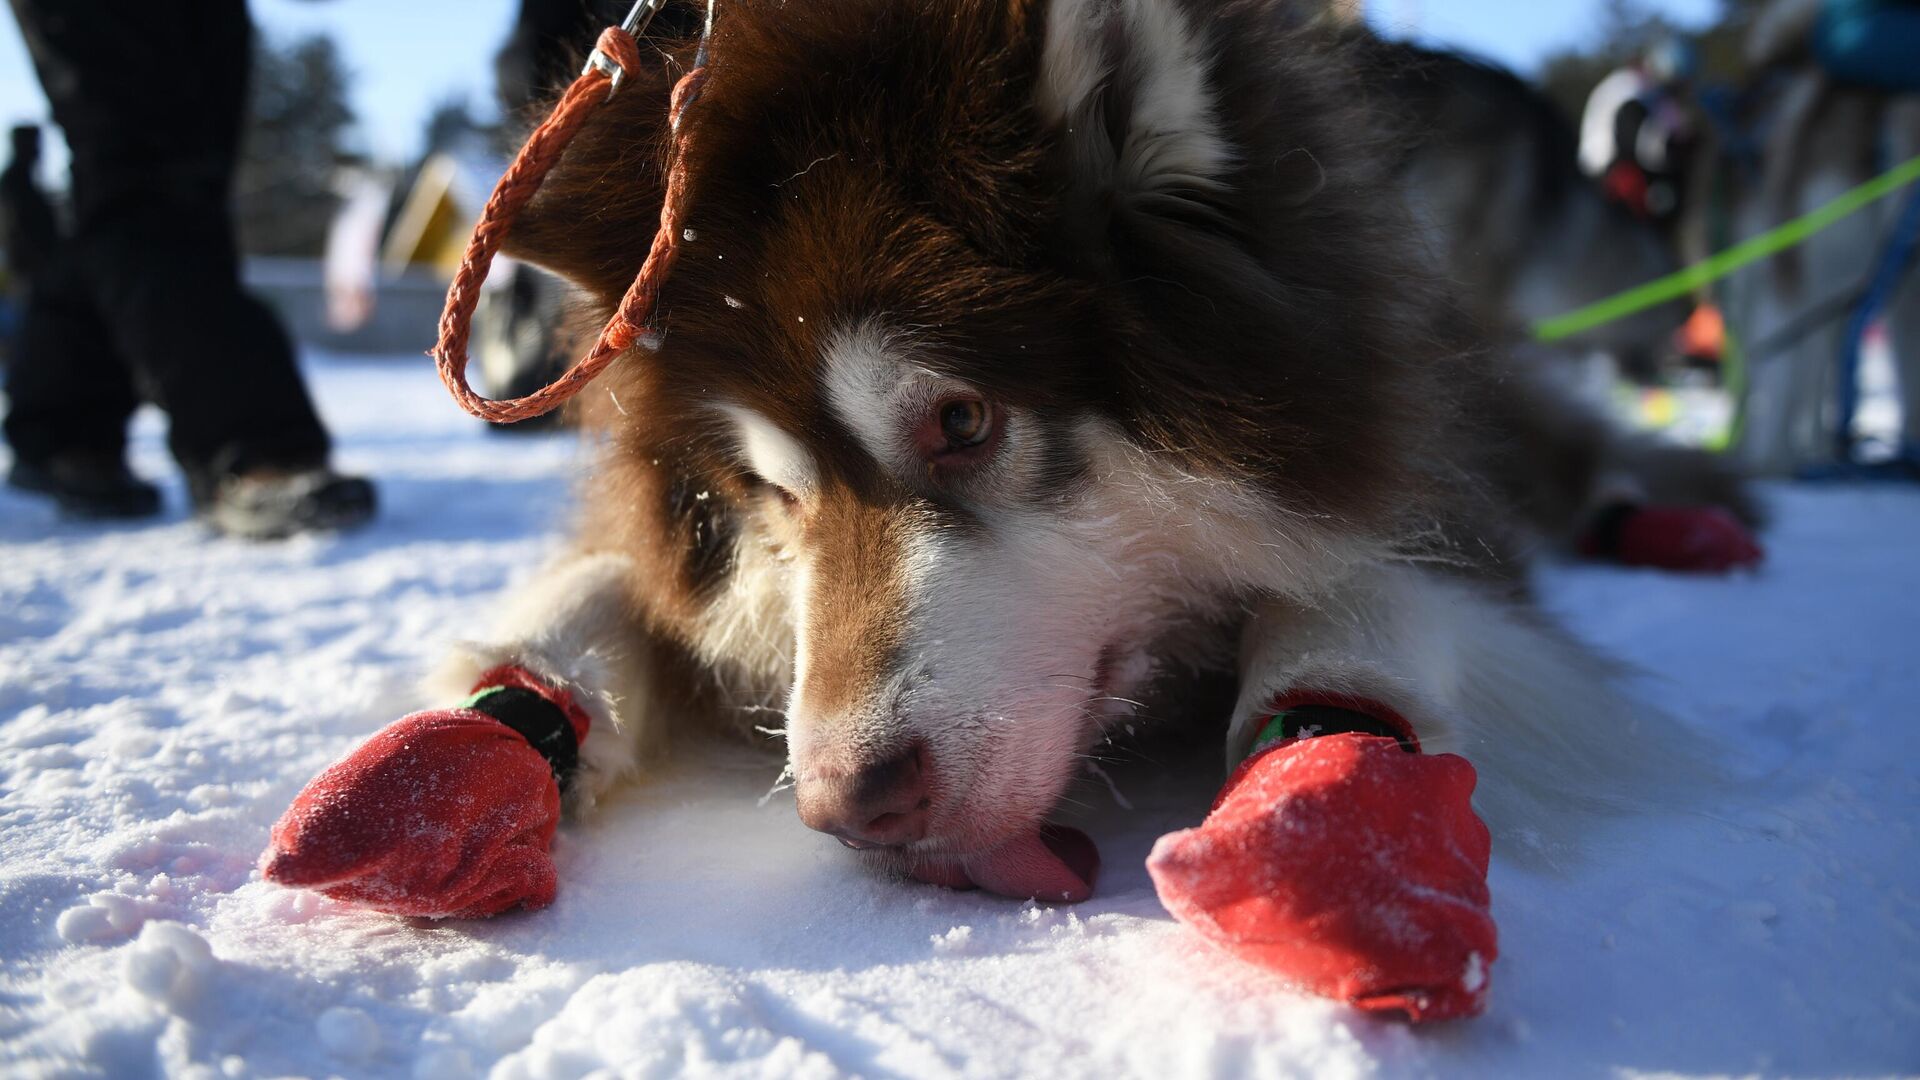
[416,0,1747,896]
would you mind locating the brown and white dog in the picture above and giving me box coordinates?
[426,0,1740,895]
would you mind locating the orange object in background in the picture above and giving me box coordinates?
[1678,302,1726,363]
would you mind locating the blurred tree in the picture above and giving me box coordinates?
[235,34,358,257]
[1697,0,1777,77]
[422,95,500,158]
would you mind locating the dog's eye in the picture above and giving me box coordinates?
[914,395,1000,471]
[938,399,991,450]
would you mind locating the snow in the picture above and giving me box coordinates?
[315,1006,382,1063]
[3,352,1919,1078]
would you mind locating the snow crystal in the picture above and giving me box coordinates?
[122,922,216,1008]
[56,903,120,945]
[1460,950,1486,993]
[123,943,182,1000]
[930,925,974,954]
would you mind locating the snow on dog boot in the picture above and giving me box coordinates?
[260,666,590,919]
[1581,503,1763,572]
[1147,697,1497,1022]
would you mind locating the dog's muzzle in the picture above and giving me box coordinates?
[793,741,932,849]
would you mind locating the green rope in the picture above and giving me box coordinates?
[1533,153,1920,343]
[1711,323,1747,453]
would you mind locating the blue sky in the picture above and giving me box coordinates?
[2,0,1720,182]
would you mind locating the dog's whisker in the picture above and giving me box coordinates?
[756,762,796,808]
[1082,760,1135,810]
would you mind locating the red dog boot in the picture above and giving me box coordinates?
[1148,697,1497,1022]
[1581,502,1764,572]
[260,666,591,919]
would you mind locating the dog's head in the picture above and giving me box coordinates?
[509,0,1461,886]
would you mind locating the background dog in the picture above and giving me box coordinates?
[1356,36,1692,380]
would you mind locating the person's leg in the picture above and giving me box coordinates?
[1,113,159,515]
[1882,100,1920,467]
[1,253,162,517]
[1,91,158,513]
[0,125,57,279]
[14,0,331,476]
[74,209,332,483]
[10,0,369,533]
[3,259,139,465]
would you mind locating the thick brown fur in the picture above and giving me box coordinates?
[510,0,1523,624]
[457,0,1751,863]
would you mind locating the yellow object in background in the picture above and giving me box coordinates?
[382,154,477,280]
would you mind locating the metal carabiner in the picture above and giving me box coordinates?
[582,0,672,94]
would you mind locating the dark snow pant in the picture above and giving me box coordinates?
[3,0,330,483]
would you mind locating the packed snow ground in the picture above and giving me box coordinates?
[2,353,1917,1079]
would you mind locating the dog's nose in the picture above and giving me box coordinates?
[795,743,931,847]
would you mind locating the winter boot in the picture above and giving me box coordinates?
[192,465,376,540]
[7,452,162,519]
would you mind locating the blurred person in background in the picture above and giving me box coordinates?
[0,124,57,366]
[1722,0,1920,475]
[3,0,374,538]
[1,125,56,293]
[1579,35,1703,228]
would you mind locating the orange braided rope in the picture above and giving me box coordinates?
[432,25,707,423]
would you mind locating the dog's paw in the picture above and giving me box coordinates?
[1592,504,1765,573]
[260,709,561,919]
[1147,733,1496,1021]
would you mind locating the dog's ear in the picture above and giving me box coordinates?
[502,10,708,300]
[1029,0,1453,520]
[1035,0,1236,234]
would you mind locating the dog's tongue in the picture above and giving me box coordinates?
[911,825,1099,903]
